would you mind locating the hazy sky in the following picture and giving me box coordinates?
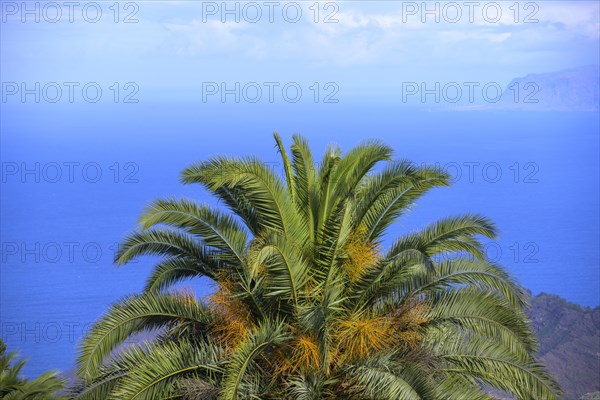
[2,1,599,100]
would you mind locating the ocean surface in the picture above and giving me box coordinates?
[1,102,598,377]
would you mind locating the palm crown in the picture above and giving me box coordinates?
[74,134,560,399]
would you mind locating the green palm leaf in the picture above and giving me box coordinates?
[220,321,287,400]
[139,198,248,264]
[109,339,222,400]
[77,293,214,379]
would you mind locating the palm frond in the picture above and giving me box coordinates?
[319,140,392,236]
[428,331,561,400]
[138,198,248,264]
[347,352,434,400]
[388,214,497,261]
[144,256,209,293]
[273,132,296,203]
[356,162,450,242]
[182,157,295,236]
[424,287,536,357]
[220,321,288,400]
[287,371,330,400]
[401,257,527,310]
[77,293,214,379]
[291,134,318,243]
[109,339,223,400]
[249,234,309,311]
[116,229,209,266]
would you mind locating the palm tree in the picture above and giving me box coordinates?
[73,134,560,399]
[0,339,66,399]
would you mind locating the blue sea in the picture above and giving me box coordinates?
[1,102,599,377]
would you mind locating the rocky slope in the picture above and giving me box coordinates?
[527,292,600,399]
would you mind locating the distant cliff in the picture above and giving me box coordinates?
[527,292,600,399]
[499,66,600,111]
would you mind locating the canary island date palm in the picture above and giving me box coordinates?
[73,134,560,399]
